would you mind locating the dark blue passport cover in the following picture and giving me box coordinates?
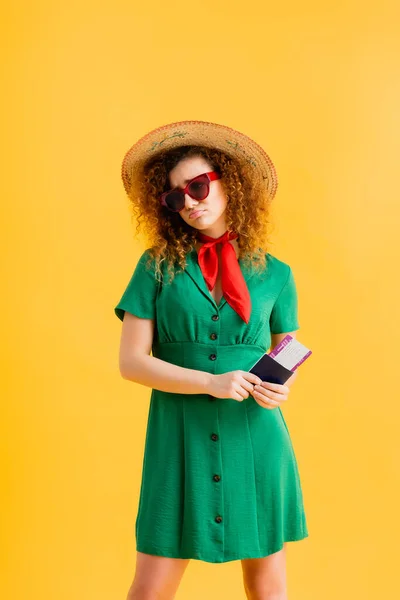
[249,352,294,385]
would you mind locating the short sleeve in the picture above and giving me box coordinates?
[114,249,159,321]
[269,265,300,334]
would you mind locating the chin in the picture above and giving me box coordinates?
[191,219,214,230]
[185,215,209,228]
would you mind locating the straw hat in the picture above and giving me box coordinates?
[121,120,278,201]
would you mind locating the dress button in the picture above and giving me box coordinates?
[209,353,217,360]
[211,314,219,321]
[210,333,217,340]
[211,433,219,441]
[213,474,221,482]
[215,515,223,523]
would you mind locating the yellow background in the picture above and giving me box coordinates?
[2,1,399,598]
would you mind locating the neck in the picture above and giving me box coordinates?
[196,212,230,238]
[194,232,240,259]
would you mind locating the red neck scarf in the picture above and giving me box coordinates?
[196,230,251,323]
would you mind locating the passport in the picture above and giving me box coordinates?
[248,352,295,385]
[248,335,312,385]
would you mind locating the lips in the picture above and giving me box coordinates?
[189,210,206,219]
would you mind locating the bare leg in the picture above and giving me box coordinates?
[241,544,288,600]
[126,551,191,600]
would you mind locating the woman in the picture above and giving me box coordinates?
[114,120,309,599]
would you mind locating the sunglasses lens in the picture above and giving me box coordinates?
[164,190,185,212]
[188,177,209,200]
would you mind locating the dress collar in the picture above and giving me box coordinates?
[183,247,256,311]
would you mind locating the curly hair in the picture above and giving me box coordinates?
[125,144,275,283]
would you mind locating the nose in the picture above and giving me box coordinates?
[184,193,200,211]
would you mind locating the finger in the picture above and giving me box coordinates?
[239,378,259,395]
[242,383,257,396]
[253,386,288,402]
[231,385,247,401]
[237,379,263,400]
[260,381,290,395]
[239,384,254,399]
[253,390,280,405]
[232,383,250,400]
[242,372,263,386]
[252,394,278,410]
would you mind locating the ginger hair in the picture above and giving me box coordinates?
[125,145,275,283]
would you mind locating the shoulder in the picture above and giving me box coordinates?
[121,247,159,284]
[136,247,157,269]
[139,246,156,260]
[266,252,290,270]
[265,252,292,283]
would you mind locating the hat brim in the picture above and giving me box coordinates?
[121,120,278,201]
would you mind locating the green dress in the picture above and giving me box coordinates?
[114,247,309,563]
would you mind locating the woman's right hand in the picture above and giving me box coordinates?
[207,371,263,401]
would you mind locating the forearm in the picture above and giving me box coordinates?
[120,353,214,395]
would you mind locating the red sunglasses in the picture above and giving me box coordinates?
[160,171,221,213]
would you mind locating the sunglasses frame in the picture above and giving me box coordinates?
[160,171,221,213]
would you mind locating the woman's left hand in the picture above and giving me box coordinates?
[251,380,290,410]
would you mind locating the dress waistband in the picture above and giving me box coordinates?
[152,341,266,374]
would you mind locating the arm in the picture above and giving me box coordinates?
[269,330,299,388]
[118,312,213,395]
